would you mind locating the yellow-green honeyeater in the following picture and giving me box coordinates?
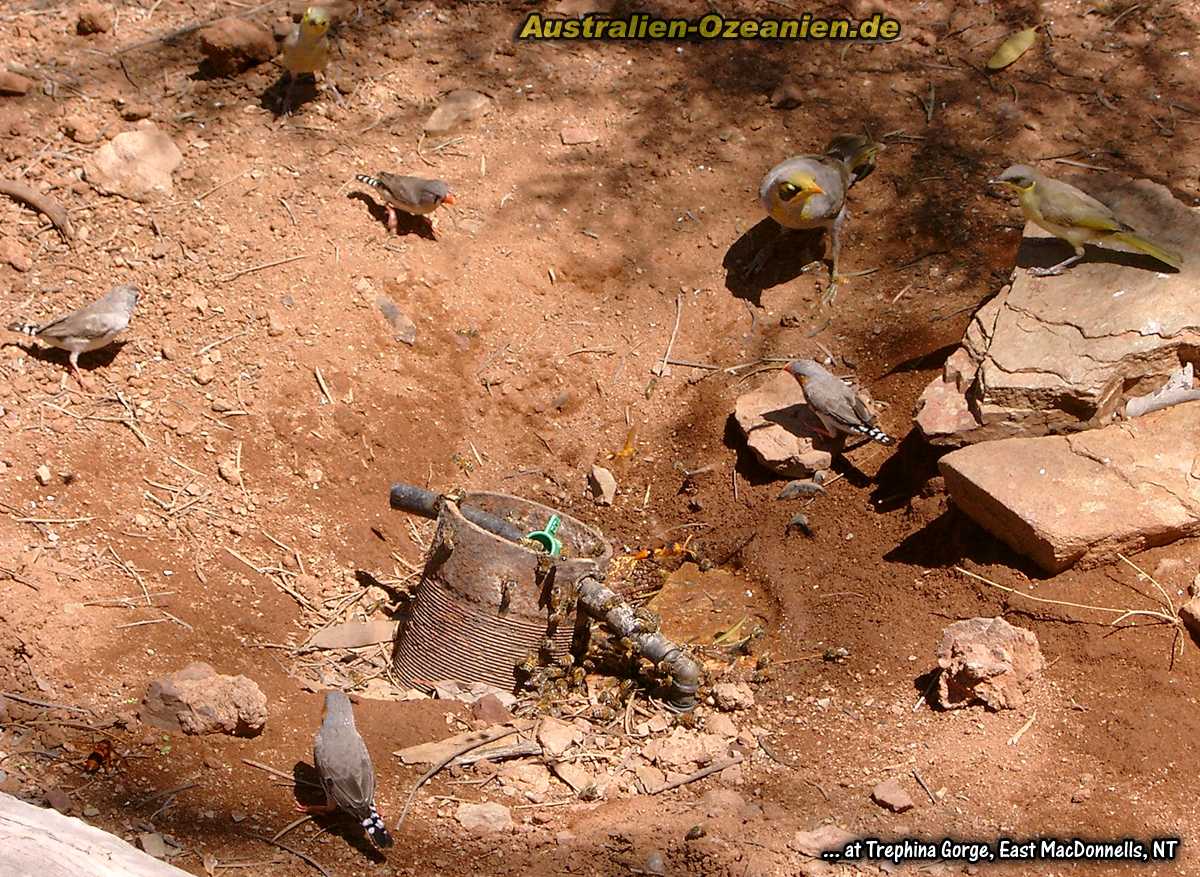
[991,164,1182,276]
[753,134,880,305]
[280,7,338,114]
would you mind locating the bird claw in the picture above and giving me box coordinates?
[820,276,841,308]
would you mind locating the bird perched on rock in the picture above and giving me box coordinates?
[991,164,1183,276]
[301,691,393,848]
[6,284,139,385]
[752,134,880,305]
[355,174,455,237]
[280,6,339,115]
[787,359,892,446]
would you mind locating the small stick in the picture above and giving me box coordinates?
[279,197,297,226]
[652,293,684,377]
[253,835,330,877]
[10,515,95,524]
[218,254,308,283]
[1007,710,1037,746]
[566,347,615,356]
[912,768,938,805]
[395,725,523,830]
[115,618,168,630]
[197,329,250,356]
[0,691,92,714]
[271,815,312,842]
[314,367,333,405]
[0,178,73,239]
[196,169,247,201]
[242,758,321,787]
[650,752,744,794]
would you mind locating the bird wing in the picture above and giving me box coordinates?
[315,725,376,817]
[376,174,423,206]
[35,303,123,341]
[1035,179,1129,233]
[809,376,875,431]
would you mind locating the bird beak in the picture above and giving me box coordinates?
[442,193,456,205]
[807,182,824,195]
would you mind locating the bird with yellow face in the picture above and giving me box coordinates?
[751,134,880,306]
[280,6,340,115]
[990,164,1182,276]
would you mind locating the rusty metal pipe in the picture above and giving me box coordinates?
[577,574,702,713]
[389,482,526,544]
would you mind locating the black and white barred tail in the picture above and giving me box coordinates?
[362,807,393,848]
[355,174,384,192]
[856,424,893,445]
[6,322,39,336]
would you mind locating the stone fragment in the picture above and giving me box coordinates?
[140,662,267,736]
[936,617,1044,711]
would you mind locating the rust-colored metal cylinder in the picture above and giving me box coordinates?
[391,492,612,691]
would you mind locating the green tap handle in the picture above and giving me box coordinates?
[527,514,562,557]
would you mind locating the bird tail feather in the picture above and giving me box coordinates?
[6,322,38,336]
[355,174,383,191]
[362,808,393,848]
[858,424,894,445]
[823,134,880,186]
[1109,232,1183,271]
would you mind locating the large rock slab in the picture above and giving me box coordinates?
[916,175,1199,446]
[734,370,853,477]
[939,402,1200,572]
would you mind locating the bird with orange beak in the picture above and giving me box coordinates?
[751,134,880,306]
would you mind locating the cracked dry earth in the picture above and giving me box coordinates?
[3,0,1200,876]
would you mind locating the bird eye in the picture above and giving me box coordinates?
[778,182,799,201]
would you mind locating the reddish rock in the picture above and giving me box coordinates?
[0,72,31,96]
[940,403,1200,572]
[76,3,113,34]
[937,617,1044,711]
[734,371,848,477]
[871,778,915,813]
[140,662,267,736]
[470,693,511,724]
[197,18,276,76]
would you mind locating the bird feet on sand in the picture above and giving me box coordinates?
[295,800,336,814]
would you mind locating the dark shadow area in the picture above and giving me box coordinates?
[911,668,942,710]
[882,341,963,378]
[1016,236,1179,274]
[259,72,317,117]
[291,760,386,862]
[722,220,826,307]
[870,431,945,512]
[883,506,1038,575]
[2,339,128,373]
[347,191,436,241]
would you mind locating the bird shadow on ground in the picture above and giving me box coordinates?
[1016,236,1177,274]
[2,339,127,373]
[260,74,317,117]
[291,761,386,863]
[722,220,825,307]
[346,192,437,241]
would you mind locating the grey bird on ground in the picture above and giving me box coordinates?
[786,359,893,445]
[6,284,140,383]
[355,173,455,236]
[300,690,393,848]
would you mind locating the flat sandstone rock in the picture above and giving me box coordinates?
[733,370,840,477]
[916,175,1199,446]
[939,402,1200,572]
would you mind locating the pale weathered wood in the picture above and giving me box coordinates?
[0,791,192,877]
